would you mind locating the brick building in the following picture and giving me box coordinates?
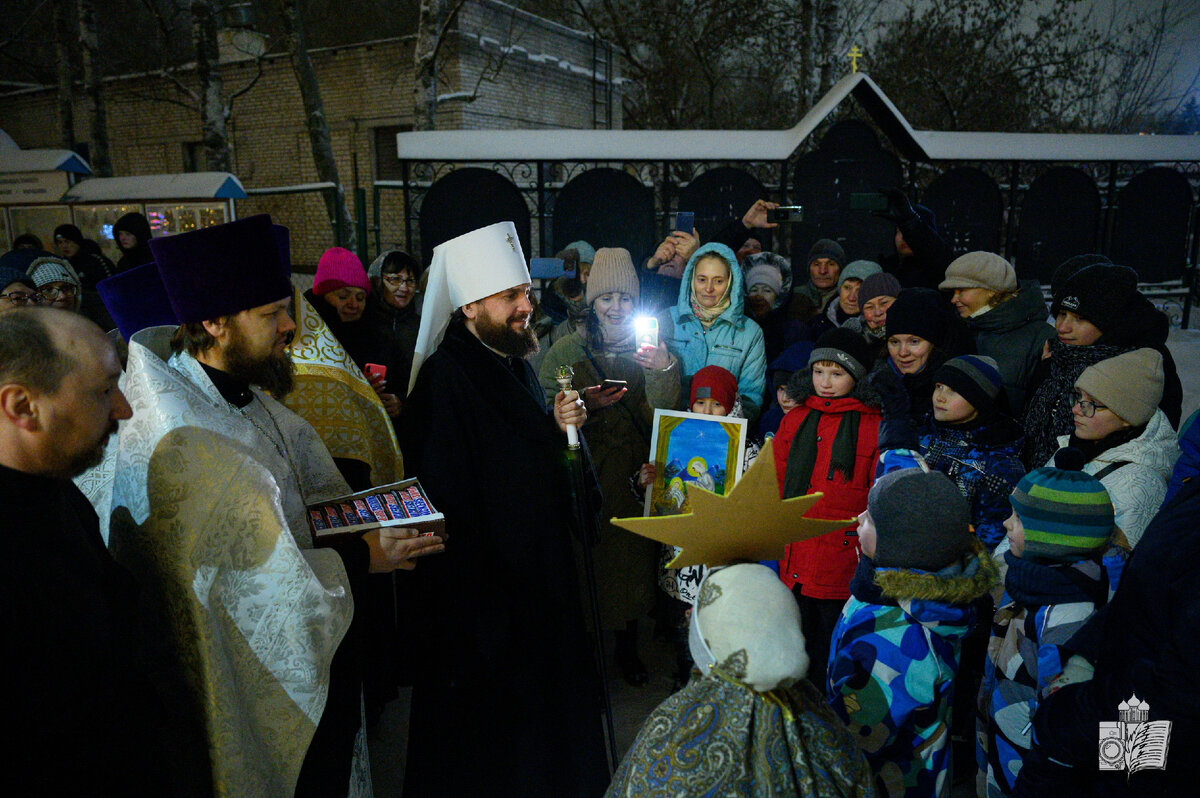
[0,0,621,268]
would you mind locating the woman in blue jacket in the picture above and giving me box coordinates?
[658,242,768,421]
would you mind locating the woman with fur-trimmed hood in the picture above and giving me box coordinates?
[828,468,999,798]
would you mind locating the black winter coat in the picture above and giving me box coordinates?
[398,321,609,797]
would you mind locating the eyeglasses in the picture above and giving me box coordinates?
[1070,389,1108,418]
[383,275,417,288]
[40,285,78,299]
[0,290,44,305]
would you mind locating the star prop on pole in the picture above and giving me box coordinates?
[611,438,854,568]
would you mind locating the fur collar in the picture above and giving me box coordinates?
[874,539,999,605]
[784,367,883,408]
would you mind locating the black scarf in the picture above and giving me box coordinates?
[1021,339,1128,468]
[849,556,897,606]
[1068,424,1144,463]
[1003,552,1106,607]
[781,404,860,499]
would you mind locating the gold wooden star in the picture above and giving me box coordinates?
[611,438,854,568]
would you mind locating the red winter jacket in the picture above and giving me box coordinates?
[773,393,881,600]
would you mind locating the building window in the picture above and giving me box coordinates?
[374,125,412,181]
[181,141,205,173]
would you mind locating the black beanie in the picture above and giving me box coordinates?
[807,238,845,269]
[1050,253,1111,298]
[808,327,874,382]
[1051,263,1142,332]
[882,287,947,347]
[869,468,972,571]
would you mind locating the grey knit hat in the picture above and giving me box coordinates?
[838,259,882,289]
[868,468,973,571]
[586,247,639,305]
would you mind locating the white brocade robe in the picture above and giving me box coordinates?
[96,326,369,797]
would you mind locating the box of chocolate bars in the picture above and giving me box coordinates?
[307,477,445,546]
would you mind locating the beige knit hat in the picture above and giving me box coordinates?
[586,247,639,305]
[939,251,1017,293]
[1075,348,1164,426]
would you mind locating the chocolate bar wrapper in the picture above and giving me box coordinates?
[338,502,360,526]
[383,491,408,520]
[309,509,329,531]
[352,499,374,525]
[324,506,346,528]
[364,494,390,522]
[403,486,432,516]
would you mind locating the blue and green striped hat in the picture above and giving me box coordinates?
[1010,448,1114,564]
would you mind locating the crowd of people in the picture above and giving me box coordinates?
[2,190,1198,798]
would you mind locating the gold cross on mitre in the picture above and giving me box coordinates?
[505,233,516,251]
[848,46,864,73]
[610,438,853,568]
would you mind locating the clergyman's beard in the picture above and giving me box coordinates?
[223,325,296,398]
[475,308,539,358]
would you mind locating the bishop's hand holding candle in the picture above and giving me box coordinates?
[553,364,587,448]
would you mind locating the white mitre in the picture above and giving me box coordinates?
[408,221,531,393]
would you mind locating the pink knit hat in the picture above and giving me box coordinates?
[313,247,370,295]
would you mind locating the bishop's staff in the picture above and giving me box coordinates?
[555,364,618,773]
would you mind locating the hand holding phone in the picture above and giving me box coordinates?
[765,206,803,224]
[364,363,387,383]
[673,211,695,234]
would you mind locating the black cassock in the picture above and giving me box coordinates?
[399,320,609,797]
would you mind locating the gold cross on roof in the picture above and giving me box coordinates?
[848,46,864,73]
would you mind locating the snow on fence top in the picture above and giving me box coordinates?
[395,73,1200,164]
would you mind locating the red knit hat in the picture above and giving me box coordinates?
[690,365,738,411]
[313,247,370,295]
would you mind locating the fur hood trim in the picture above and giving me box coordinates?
[784,366,883,409]
[874,539,998,604]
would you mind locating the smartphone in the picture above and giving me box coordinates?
[766,206,804,223]
[673,211,695,233]
[634,316,659,348]
[601,379,628,390]
[849,192,889,211]
[530,257,571,279]
[364,363,387,382]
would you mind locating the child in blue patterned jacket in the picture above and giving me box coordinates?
[827,467,999,798]
[976,447,1113,796]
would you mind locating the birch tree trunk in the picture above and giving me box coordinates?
[817,0,841,95]
[798,0,814,110]
[412,0,460,131]
[77,0,112,175]
[192,0,232,171]
[277,0,355,250]
[53,0,75,151]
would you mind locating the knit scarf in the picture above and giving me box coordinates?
[1022,339,1128,468]
[781,405,860,499]
[1003,552,1106,607]
[690,285,732,328]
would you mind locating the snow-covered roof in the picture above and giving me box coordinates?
[0,147,92,174]
[62,172,245,201]
[395,73,1200,163]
